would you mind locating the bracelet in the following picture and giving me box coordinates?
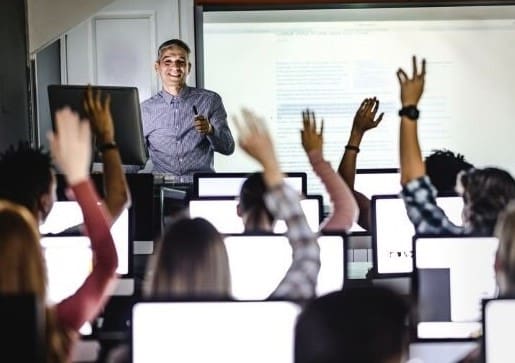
[99,141,118,152]
[345,144,360,153]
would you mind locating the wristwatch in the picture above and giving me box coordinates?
[398,105,420,121]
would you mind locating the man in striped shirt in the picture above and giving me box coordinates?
[141,39,235,181]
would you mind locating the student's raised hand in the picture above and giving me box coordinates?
[48,107,91,185]
[301,108,324,154]
[351,97,384,135]
[397,56,426,107]
[83,86,115,145]
[232,108,278,170]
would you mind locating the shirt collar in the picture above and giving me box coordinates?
[159,85,192,103]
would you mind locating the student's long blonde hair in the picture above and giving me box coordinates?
[0,200,76,362]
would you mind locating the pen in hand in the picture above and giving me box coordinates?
[193,105,198,116]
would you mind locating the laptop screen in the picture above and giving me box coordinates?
[224,233,345,300]
[188,196,321,234]
[413,235,499,339]
[132,300,300,363]
[372,195,463,275]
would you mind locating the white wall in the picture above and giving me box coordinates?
[27,0,115,53]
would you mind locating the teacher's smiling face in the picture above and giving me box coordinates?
[155,45,191,90]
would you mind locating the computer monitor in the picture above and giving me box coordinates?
[39,201,130,276]
[132,300,300,363]
[482,298,515,363]
[47,84,148,166]
[371,194,464,276]
[412,234,499,339]
[354,168,400,199]
[224,232,346,300]
[193,172,307,197]
[187,195,322,234]
[409,340,478,363]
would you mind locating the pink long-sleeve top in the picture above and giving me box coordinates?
[308,150,359,232]
[54,179,118,347]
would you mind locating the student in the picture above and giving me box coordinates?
[141,38,235,179]
[295,285,410,363]
[301,109,358,232]
[338,97,384,231]
[0,108,118,363]
[397,56,515,236]
[0,87,130,225]
[237,109,359,233]
[338,98,475,232]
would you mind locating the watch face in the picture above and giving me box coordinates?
[399,106,419,120]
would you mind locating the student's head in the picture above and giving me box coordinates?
[295,285,410,363]
[424,149,474,194]
[144,217,231,299]
[237,172,275,232]
[155,39,191,89]
[457,167,515,235]
[0,142,56,224]
[494,201,515,296]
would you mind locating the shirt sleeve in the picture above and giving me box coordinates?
[401,175,464,235]
[308,150,359,232]
[206,93,235,155]
[55,179,118,331]
[266,183,321,300]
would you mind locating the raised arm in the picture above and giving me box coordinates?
[48,108,118,331]
[84,86,131,222]
[301,109,358,232]
[397,56,426,185]
[337,98,383,231]
[232,108,320,300]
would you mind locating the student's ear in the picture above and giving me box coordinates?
[38,192,54,222]
[494,253,503,274]
[236,202,242,217]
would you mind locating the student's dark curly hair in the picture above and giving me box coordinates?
[239,172,274,231]
[425,149,474,194]
[0,142,54,214]
[459,167,515,236]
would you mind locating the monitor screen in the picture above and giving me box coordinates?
[47,84,148,166]
[193,172,307,197]
[413,235,499,339]
[354,169,400,199]
[40,201,130,275]
[224,233,345,300]
[409,341,478,363]
[483,299,515,363]
[371,195,464,275]
[132,300,300,363]
[188,196,321,234]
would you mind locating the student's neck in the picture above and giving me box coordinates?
[163,83,185,96]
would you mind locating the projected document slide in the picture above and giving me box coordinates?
[204,6,515,200]
[225,235,344,300]
[39,201,129,275]
[415,236,499,339]
[373,196,463,274]
[132,301,300,363]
